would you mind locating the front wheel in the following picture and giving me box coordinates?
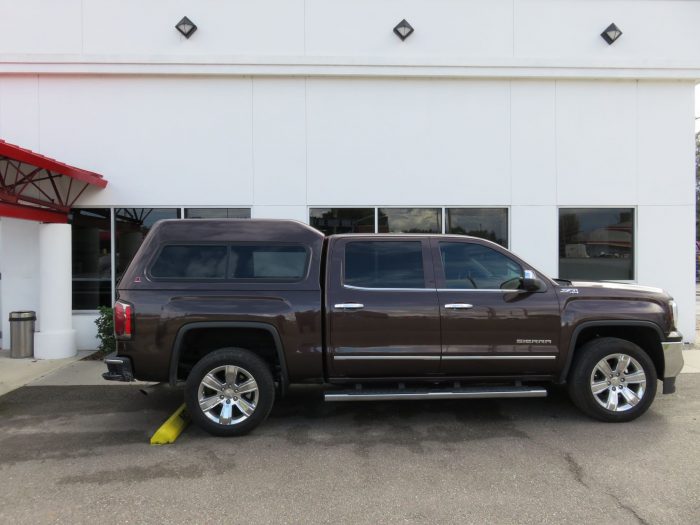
[568,337,657,422]
[185,348,275,436]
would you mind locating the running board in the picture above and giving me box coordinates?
[324,385,547,402]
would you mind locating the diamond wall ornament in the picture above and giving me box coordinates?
[176,16,197,39]
[393,19,414,41]
[601,23,622,45]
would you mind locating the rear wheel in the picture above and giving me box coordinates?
[568,337,657,422]
[185,348,275,436]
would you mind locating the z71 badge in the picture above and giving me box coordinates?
[560,288,579,294]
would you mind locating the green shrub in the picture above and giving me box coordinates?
[95,306,116,354]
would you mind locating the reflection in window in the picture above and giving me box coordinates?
[151,245,228,279]
[446,208,508,247]
[378,208,441,233]
[229,245,308,280]
[345,241,425,288]
[115,208,181,278]
[559,208,634,281]
[439,242,523,289]
[185,208,251,219]
[70,209,112,309]
[310,208,375,235]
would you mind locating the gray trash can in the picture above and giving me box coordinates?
[9,311,36,359]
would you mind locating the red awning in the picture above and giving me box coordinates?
[0,140,107,223]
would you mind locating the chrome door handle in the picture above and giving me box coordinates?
[334,303,365,310]
[445,303,474,310]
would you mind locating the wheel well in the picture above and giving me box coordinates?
[572,325,664,378]
[176,327,282,383]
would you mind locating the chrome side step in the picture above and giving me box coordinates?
[324,385,547,402]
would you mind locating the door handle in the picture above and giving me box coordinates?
[334,303,365,310]
[444,303,474,310]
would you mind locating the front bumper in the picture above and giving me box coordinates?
[661,331,684,394]
[102,353,134,382]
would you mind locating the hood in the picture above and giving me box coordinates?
[568,281,666,296]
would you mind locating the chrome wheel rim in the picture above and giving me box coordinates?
[197,365,259,425]
[590,353,647,412]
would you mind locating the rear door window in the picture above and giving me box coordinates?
[344,241,425,288]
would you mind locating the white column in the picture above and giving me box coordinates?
[34,223,76,359]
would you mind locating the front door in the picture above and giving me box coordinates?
[432,239,561,376]
[327,237,441,378]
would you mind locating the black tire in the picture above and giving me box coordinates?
[185,347,275,436]
[567,337,657,422]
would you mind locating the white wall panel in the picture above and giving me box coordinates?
[306,0,513,59]
[515,0,700,62]
[83,0,305,56]
[0,0,82,55]
[37,76,253,206]
[510,205,557,277]
[637,81,695,206]
[0,219,40,350]
[511,81,556,205]
[306,78,510,206]
[253,79,307,206]
[0,76,40,150]
[556,81,637,205]
[73,313,99,351]
[637,205,695,342]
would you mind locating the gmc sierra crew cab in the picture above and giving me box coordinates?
[103,219,685,436]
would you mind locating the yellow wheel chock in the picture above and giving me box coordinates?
[150,403,190,445]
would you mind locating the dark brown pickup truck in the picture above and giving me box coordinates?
[104,219,684,436]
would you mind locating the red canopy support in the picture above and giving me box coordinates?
[0,140,107,223]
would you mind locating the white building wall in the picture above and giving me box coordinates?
[0,0,697,346]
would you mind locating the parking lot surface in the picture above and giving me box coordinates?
[0,376,698,525]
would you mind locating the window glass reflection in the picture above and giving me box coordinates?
[446,208,508,247]
[310,208,375,235]
[185,208,251,219]
[115,208,181,278]
[70,209,112,309]
[378,208,441,233]
[559,208,634,280]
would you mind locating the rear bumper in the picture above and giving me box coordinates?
[661,331,684,395]
[102,353,134,382]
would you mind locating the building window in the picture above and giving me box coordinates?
[559,208,634,281]
[309,208,375,235]
[115,208,181,279]
[378,208,441,234]
[70,209,112,310]
[446,208,508,247]
[184,208,251,219]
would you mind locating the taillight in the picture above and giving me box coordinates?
[114,300,133,339]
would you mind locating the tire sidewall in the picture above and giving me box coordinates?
[569,338,657,422]
[185,348,275,436]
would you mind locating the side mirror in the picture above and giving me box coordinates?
[522,270,544,292]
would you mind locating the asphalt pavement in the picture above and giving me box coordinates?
[0,375,698,524]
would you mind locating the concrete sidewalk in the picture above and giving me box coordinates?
[0,350,93,397]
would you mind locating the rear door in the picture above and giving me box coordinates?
[326,237,441,378]
[432,238,561,376]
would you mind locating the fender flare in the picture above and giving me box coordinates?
[169,321,289,394]
[558,320,664,383]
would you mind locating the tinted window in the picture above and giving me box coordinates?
[378,208,441,234]
[229,245,308,280]
[151,245,228,279]
[185,208,251,219]
[345,241,425,288]
[559,208,634,280]
[446,208,508,247]
[440,242,523,289]
[70,208,112,309]
[309,208,375,235]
